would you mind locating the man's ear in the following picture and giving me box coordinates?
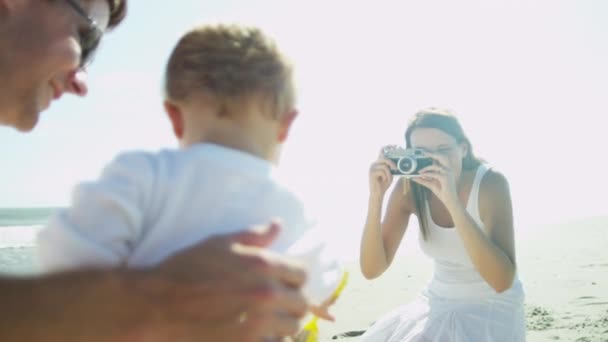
[278,110,298,143]
[164,100,184,139]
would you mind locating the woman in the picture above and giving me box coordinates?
[359,108,525,341]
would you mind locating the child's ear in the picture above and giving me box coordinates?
[278,110,298,143]
[164,100,184,139]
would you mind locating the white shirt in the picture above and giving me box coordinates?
[37,143,341,304]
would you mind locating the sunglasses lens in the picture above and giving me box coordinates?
[79,29,102,67]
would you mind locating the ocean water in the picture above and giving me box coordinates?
[0,208,59,274]
[0,207,60,227]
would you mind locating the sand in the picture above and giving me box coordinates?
[316,216,608,341]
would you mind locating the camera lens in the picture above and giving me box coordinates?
[397,157,416,174]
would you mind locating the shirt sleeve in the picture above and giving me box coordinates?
[283,227,344,306]
[266,188,344,306]
[37,152,154,273]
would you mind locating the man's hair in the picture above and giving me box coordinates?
[164,24,295,117]
[107,0,127,30]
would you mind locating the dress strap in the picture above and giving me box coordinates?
[466,164,490,223]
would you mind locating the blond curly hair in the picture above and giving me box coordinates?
[164,24,295,118]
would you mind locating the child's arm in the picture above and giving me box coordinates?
[293,270,348,342]
[37,152,154,272]
[309,295,338,322]
[309,267,348,321]
[277,226,346,325]
[279,229,343,305]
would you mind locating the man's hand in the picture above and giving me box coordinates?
[136,221,309,341]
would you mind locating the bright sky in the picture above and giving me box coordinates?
[1,0,607,259]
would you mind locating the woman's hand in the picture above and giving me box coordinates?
[411,151,460,210]
[368,146,398,197]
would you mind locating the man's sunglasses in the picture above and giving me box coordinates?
[64,0,104,67]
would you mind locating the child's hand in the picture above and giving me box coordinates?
[310,295,338,322]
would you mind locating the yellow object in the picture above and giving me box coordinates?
[301,316,319,342]
[300,271,349,342]
[402,178,411,194]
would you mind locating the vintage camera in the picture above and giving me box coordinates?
[383,147,433,176]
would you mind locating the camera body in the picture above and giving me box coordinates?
[383,147,433,176]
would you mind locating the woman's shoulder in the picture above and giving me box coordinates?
[480,166,510,194]
[479,166,512,215]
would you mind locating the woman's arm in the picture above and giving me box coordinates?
[360,178,413,279]
[412,149,517,293]
[446,170,516,293]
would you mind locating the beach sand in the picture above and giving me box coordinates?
[316,217,608,341]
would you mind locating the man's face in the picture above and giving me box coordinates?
[1,0,110,131]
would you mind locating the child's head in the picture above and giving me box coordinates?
[163,24,297,160]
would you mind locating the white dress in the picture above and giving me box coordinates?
[361,164,526,342]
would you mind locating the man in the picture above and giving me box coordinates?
[0,1,308,341]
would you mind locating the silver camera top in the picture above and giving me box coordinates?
[383,146,423,158]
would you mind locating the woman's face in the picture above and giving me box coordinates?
[410,127,467,179]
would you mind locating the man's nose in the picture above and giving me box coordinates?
[65,69,89,97]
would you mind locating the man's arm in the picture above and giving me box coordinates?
[1,223,308,342]
[0,269,153,342]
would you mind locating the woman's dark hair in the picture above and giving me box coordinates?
[404,107,482,239]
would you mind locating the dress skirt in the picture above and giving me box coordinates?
[360,289,526,342]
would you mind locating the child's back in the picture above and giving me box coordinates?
[39,144,339,304]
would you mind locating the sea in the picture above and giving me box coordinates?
[0,207,59,228]
[0,207,61,274]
